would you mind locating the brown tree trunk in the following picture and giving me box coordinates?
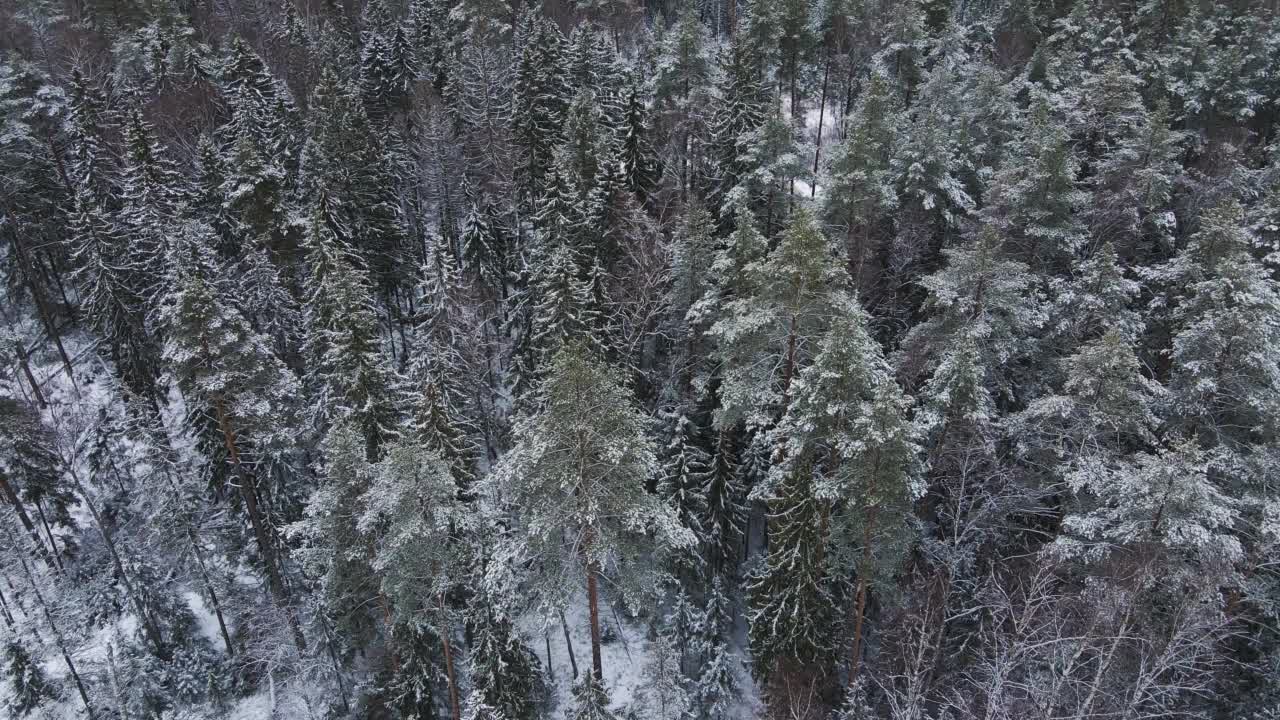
[587,560,604,680]
[212,393,306,651]
[440,594,462,720]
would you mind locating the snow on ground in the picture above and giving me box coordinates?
[519,589,652,716]
[184,590,229,649]
[518,587,761,719]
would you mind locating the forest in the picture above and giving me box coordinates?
[2,0,1280,717]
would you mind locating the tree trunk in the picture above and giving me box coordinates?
[5,213,76,386]
[189,527,235,657]
[0,470,57,569]
[560,608,579,679]
[440,595,462,720]
[0,584,14,628]
[812,54,831,198]
[8,527,94,717]
[67,464,168,659]
[586,559,604,680]
[14,340,47,409]
[212,393,306,651]
[32,499,62,569]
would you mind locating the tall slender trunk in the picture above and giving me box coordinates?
[586,560,604,680]
[32,499,62,568]
[0,584,14,628]
[439,594,462,720]
[189,527,235,657]
[0,470,57,569]
[67,464,168,659]
[812,55,831,198]
[14,340,47,409]
[6,213,76,386]
[8,528,94,717]
[212,393,306,651]
[560,608,579,678]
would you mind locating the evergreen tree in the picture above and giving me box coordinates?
[710,207,843,430]
[694,577,739,720]
[746,453,836,684]
[301,203,401,458]
[638,633,692,720]
[70,187,160,400]
[466,592,542,720]
[569,674,618,720]
[702,428,746,576]
[658,412,711,561]
[981,99,1089,273]
[158,218,305,649]
[3,640,54,716]
[824,68,899,291]
[775,293,921,681]
[494,344,694,679]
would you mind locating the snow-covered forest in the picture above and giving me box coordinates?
[3,0,1280,717]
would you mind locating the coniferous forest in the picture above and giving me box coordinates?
[4,0,1280,717]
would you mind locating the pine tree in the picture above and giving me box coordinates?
[494,344,694,679]
[902,224,1047,422]
[294,422,381,644]
[775,293,921,682]
[158,218,305,650]
[1153,200,1280,459]
[1054,438,1242,566]
[824,68,899,290]
[980,98,1089,273]
[710,207,843,430]
[359,432,470,720]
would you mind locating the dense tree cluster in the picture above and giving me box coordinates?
[3,0,1280,718]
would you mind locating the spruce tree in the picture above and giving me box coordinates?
[4,639,54,716]
[301,203,401,458]
[746,453,836,684]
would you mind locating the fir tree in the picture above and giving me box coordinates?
[746,453,837,684]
